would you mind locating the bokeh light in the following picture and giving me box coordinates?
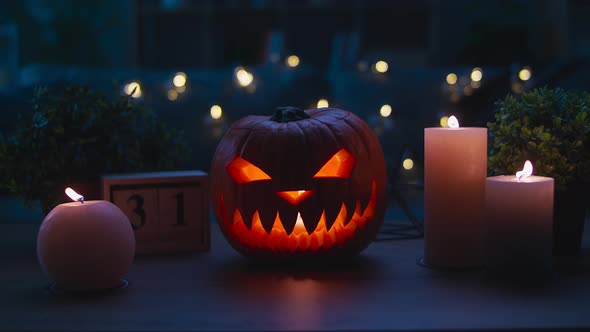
[317,98,329,108]
[286,55,300,68]
[379,104,392,117]
[235,67,254,87]
[470,68,482,82]
[374,60,389,73]
[173,72,187,87]
[167,89,178,101]
[446,73,457,85]
[512,82,524,94]
[210,105,222,119]
[518,68,532,81]
[124,81,142,98]
[402,158,414,170]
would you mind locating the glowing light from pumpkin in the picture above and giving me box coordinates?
[447,115,459,128]
[446,73,458,85]
[519,67,532,81]
[173,72,187,87]
[471,67,483,82]
[292,213,307,237]
[439,116,449,127]
[227,156,271,183]
[316,98,329,108]
[516,160,533,181]
[124,81,142,98]
[65,187,84,203]
[286,55,300,68]
[210,105,223,120]
[277,190,315,205]
[313,148,355,179]
[379,104,392,117]
[221,181,378,252]
[167,89,178,101]
[374,60,389,73]
[402,158,414,170]
[235,67,254,87]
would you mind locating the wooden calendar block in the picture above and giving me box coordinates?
[157,187,203,242]
[111,188,159,244]
[102,171,210,254]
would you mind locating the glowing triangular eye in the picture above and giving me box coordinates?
[313,148,355,178]
[227,157,271,183]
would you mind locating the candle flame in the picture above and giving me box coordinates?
[515,160,533,180]
[448,115,459,128]
[65,187,85,203]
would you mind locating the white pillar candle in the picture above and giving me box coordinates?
[485,161,554,274]
[424,116,487,268]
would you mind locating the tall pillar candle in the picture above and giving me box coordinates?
[485,161,554,274]
[424,116,487,268]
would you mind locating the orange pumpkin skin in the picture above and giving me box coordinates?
[210,108,387,258]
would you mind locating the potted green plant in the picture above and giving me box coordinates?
[488,87,590,256]
[0,85,189,214]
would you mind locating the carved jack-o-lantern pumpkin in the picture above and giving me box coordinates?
[211,107,387,258]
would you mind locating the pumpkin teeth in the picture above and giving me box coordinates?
[344,197,357,226]
[278,206,299,235]
[359,194,371,217]
[220,181,378,253]
[258,208,277,234]
[323,200,342,233]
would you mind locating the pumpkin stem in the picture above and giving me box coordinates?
[270,107,310,123]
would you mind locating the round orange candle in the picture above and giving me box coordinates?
[37,188,135,291]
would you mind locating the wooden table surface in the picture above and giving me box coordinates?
[1,209,590,331]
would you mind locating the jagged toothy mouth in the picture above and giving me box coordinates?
[219,181,377,253]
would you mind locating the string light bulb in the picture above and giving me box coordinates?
[167,89,178,101]
[210,105,222,120]
[316,98,329,108]
[518,67,532,81]
[286,55,300,68]
[380,104,392,117]
[374,60,389,73]
[124,81,142,99]
[402,158,414,170]
[173,72,187,87]
[446,73,457,85]
[470,68,482,82]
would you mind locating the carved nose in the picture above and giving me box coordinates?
[276,190,314,205]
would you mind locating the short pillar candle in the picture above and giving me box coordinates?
[424,116,487,268]
[485,161,554,274]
